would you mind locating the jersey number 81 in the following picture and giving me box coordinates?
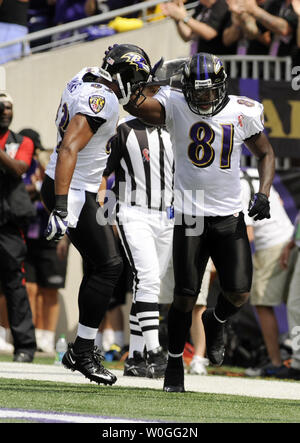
[188,121,234,169]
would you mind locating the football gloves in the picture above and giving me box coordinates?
[46,209,68,242]
[248,192,270,221]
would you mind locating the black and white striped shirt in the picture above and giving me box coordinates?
[104,116,174,211]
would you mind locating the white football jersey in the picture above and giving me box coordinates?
[155,87,264,216]
[46,67,119,193]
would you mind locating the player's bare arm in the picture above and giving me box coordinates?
[97,175,108,207]
[244,131,275,197]
[54,113,94,196]
[123,88,166,126]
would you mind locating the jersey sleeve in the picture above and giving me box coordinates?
[75,84,113,122]
[15,136,34,167]
[237,98,264,140]
[154,86,173,129]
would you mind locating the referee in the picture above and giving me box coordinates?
[101,86,174,378]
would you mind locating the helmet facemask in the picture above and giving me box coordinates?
[183,78,227,116]
[181,53,228,117]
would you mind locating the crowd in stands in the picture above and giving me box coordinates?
[1,1,300,64]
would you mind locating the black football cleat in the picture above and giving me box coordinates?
[123,351,147,377]
[163,358,185,393]
[146,346,167,379]
[62,343,117,385]
[202,308,225,366]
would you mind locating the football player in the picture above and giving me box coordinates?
[41,44,151,385]
[124,52,275,392]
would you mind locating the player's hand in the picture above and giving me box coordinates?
[248,192,270,221]
[46,209,68,242]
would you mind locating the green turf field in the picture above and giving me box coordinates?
[0,354,299,423]
[1,378,300,423]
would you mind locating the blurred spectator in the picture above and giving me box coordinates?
[242,0,298,62]
[85,0,109,16]
[85,0,142,31]
[240,169,297,377]
[0,91,36,362]
[0,292,13,352]
[161,0,233,55]
[20,128,70,354]
[0,0,31,64]
[223,0,272,55]
[52,0,87,42]
[53,0,118,42]
[85,0,140,18]
[275,211,300,380]
[28,0,56,48]
[291,0,300,64]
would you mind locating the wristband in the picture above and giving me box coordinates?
[55,194,68,212]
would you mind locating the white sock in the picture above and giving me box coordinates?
[77,323,98,340]
[102,328,115,352]
[43,330,55,350]
[35,328,44,348]
[137,310,160,352]
[0,326,6,340]
[94,331,102,349]
[128,334,145,358]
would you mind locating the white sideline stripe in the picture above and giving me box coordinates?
[0,362,300,401]
[0,409,147,423]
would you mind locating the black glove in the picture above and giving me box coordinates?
[248,192,270,221]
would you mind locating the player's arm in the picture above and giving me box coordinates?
[98,175,108,207]
[54,113,94,196]
[123,89,166,126]
[244,131,275,220]
[46,113,94,242]
[244,131,275,197]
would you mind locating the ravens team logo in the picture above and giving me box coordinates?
[213,55,223,75]
[121,52,150,74]
[89,95,105,114]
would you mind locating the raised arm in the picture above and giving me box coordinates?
[123,87,166,126]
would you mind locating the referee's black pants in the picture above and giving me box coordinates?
[0,224,36,356]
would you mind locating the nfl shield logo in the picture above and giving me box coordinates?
[89,95,105,114]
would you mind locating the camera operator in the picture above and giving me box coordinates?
[0,91,36,362]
